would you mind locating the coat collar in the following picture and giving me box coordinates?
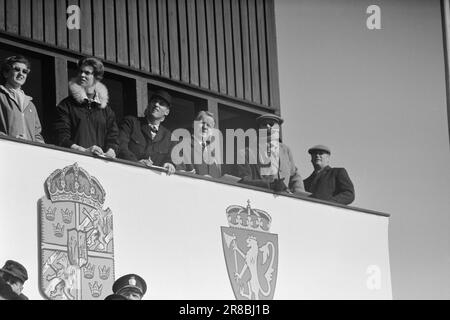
[0,85,33,110]
[140,117,166,142]
[68,79,109,109]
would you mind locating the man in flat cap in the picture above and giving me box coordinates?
[0,260,28,300]
[112,273,147,300]
[235,113,305,194]
[118,89,176,175]
[303,145,355,205]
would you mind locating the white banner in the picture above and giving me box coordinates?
[0,138,391,299]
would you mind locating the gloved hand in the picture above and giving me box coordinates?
[270,178,287,192]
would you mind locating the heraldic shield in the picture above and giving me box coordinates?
[221,201,278,300]
[38,163,114,300]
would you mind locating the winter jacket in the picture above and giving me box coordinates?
[54,80,119,152]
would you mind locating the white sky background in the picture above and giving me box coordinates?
[275,0,450,299]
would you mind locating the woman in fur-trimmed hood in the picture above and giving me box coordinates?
[54,57,118,158]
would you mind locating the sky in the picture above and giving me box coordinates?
[275,0,450,299]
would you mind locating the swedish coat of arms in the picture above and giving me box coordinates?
[221,201,278,300]
[38,163,114,300]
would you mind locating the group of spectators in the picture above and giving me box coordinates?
[0,259,147,300]
[0,55,355,205]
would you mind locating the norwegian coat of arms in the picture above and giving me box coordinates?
[38,163,114,300]
[221,201,278,300]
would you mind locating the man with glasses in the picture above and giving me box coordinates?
[0,55,45,143]
[118,89,176,174]
[303,145,355,205]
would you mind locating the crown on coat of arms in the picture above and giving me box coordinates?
[226,200,272,232]
[45,207,56,221]
[46,163,106,210]
[53,223,65,238]
[98,265,110,280]
[61,208,73,224]
[83,263,96,279]
[89,281,103,298]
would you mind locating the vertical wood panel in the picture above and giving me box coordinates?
[128,0,140,68]
[158,0,170,77]
[231,0,243,99]
[222,0,235,96]
[138,0,150,72]
[148,0,160,75]
[80,0,92,54]
[67,0,80,51]
[56,0,68,48]
[116,0,128,65]
[136,78,148,116]
[92,0,105,58]
[196,0,209,88]
[32,0,44,41]
[0,0,5,31]
[186,0,198,85]
[44,0,56,45]
[240,0,252,101]
[265,0,280,110]
[248,0,260,103]
[257,0,268,106]
[168,0,179,80]
[20,0,32,38]
[55,57,69,103]
[178,0,189,83]
[6,0,19,34]
[105,0,117,62]
[214,0,226,94]
[206,0,218,91]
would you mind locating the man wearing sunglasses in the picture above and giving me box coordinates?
[303,145,355,205]
[0,55,44,143]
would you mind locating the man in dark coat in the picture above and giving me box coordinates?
[0,260,29,300]
[303,145,355,205]
[118,90,175,174]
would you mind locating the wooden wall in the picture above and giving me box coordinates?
[0,0,280,110]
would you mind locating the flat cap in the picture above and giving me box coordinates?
[0,260,28,283]
[112,274,147,296]
[308,145,331,155]
[256,113,284,125]
[150,89,172,107]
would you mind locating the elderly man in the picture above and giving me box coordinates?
[236,114,304,194]
[0,260,28,300]
[118,89,175,174]
[303,145,355,205]
[111,273,147,300]
[176,111,222,179]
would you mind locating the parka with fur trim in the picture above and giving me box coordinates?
[54,80,119,152]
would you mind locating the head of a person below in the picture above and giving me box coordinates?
[145,90,172,126]
[0,260,28,300]
[309,144,331,173]
[112,273,147,300]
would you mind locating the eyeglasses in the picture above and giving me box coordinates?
[13,66,30,75]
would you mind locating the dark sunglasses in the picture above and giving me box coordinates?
[13,66,30,75]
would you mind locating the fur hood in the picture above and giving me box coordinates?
[68,79,109,109]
